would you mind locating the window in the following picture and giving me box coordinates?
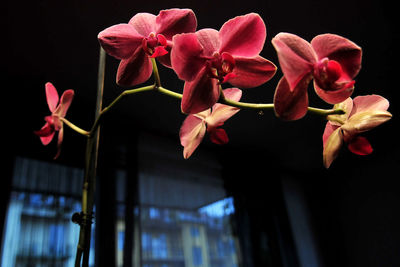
[192,246,203,266]
[152,233,167,259]
[118,231,125,251]
[149,207,160,219]
[191,226,200,237]
[1,157,95,267]
[115,134,242,267]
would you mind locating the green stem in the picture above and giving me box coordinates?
[60,117,90,136]
[157,86,183,100]
[62,86,344,139]
[157,85,344,116]
[151,57,162,87]
[220,95,274,110]
[75,46,106,267]
[147,60,343,116]
[88,57,161,135]
[307,106,345,116]
[89,84,156,135]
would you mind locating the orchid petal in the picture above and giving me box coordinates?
[34,123,55,145]
[181,67,220,114]
[156,51,173,67]
[229,56,276,88]
[209,128,229,145]
[219,87,242,102]
[342,110,392,135]
[180,115,206,159]
[350,95,390,116]
[54,89,74,118]
[196,29,220,57]
[45,82,59,113]
[117,46,152,87]
[311,34,362,78]
[129,13,157,37]
[322,122,340,148]
[156,9,197,39]
[272,33,317,91]
[40,133,55,146]
[323,127,343,168]
[150,46,168,58]
[347,136,373,155]
[219,13,266,57]
[273,76,311,120]
[327,97,353,126]
[195,109,212,120]
[207,88,242,128]
[313,79,354,104]
[44,115,60,130]
[171,33,207,81]
[54,127,64,159]
[98,24,143,60]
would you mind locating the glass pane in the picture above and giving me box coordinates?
[1,157,95,267]
[115,134,242,267]
[137,196,239,267]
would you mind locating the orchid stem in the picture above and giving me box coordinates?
[156,85,344,116]
[60,117,90,136]
[307,106,345,116]
[146,60,343,115]
[89,84,156,135]
[220,96,274,110]
[88,51,161,135]
[75,46,106,267]
[157,86,183,100]
[151,58,162,87]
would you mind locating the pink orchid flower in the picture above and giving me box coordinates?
[98,8,197,87]
[171,13,276,114]
[272,33,362,120]
[322,95,392,168]
[180,88,242,159]
[34,82,74,159]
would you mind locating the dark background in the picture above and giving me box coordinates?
[4,0,400,266]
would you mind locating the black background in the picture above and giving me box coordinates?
[5,1,400,266]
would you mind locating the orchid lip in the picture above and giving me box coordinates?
[205,52,236,83]
[142,33,168,57]
[313,57,353,91]
[314,58,342,81]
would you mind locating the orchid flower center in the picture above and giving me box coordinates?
[206,52,236,83]
[45,115,62,131]
[313,58,348,91]
[142,33,168,58]
[315,58,343,82]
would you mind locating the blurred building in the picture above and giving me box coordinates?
[116,198,239,267]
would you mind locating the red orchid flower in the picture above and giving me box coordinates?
[180,88,242,159]
[322,95,391,168]
[98,8,197,87]
[34,82,74,159]
[171,13,277,114]
[272,33,362,120]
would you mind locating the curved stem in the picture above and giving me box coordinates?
[157,86,183,100]
[157,85,344,116]
[89,84,156,135]
[60,117,90,136]
[220,96,274,110]
[307,106,345,116]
